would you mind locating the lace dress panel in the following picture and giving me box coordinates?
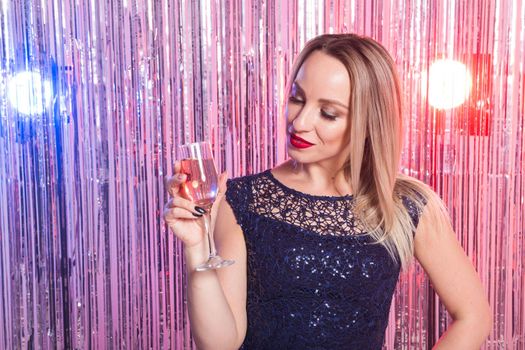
[250,170,367,236]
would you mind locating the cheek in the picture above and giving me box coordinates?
[318,121,349,144]
[285,104,299,122]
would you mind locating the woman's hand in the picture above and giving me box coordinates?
[162,160,228,249]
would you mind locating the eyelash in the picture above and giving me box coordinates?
[288,96,337,120]
[288,96,303,104]
[320,110,337,120]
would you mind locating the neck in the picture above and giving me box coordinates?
[288,159,352,196]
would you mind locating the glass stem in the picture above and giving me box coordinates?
[203,213,217,258]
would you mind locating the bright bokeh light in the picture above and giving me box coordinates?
[424,59,472,109]
[7,71,53,115]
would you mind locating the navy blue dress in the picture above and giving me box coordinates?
[225,169,422,350]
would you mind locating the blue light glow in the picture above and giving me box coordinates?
[7,71,53,115]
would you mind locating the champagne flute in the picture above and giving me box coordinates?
[177,141,235,271]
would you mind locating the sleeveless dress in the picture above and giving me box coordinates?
[225,169,423,350]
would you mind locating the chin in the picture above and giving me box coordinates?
[286,146,342,166]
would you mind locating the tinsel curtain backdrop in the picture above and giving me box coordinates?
[0,0,523,349]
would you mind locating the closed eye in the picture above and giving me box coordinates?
[288,96,304,104]
[321,110,337,120]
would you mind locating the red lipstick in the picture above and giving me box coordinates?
[289,133,314,149]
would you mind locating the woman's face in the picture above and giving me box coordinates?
[286,50,352,169]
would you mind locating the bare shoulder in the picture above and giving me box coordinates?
[214,194,247,254]
[397,174,453,245]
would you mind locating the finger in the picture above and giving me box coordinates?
[168,196,206,216]
[163,206,203,221]
[167,160,183,191]
[173,160,181,174]
[165,197,177,208]
[166,173,187,197]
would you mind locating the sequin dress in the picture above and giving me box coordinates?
[225,169,423,350]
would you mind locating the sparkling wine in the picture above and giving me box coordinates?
[179,158,218,209]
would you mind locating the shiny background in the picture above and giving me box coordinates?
[0,0,523,349]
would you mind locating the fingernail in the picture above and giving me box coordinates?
[194,206,206,214]
[192,212,203,217]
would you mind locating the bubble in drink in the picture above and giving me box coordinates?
[180,158,218,209]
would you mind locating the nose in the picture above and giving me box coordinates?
[290,105,315,132]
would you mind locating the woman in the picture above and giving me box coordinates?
[163,34,492,349]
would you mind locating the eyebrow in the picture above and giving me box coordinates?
[292,82,349,110]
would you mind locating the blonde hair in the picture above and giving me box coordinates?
[286,34,451,270]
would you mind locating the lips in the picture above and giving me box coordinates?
[289,133,315,149]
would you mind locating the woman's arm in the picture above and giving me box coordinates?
[414,197,492,349]
[164,168,247,350]
[185,194,248,350]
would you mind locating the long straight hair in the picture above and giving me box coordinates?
[286,34,451,270]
